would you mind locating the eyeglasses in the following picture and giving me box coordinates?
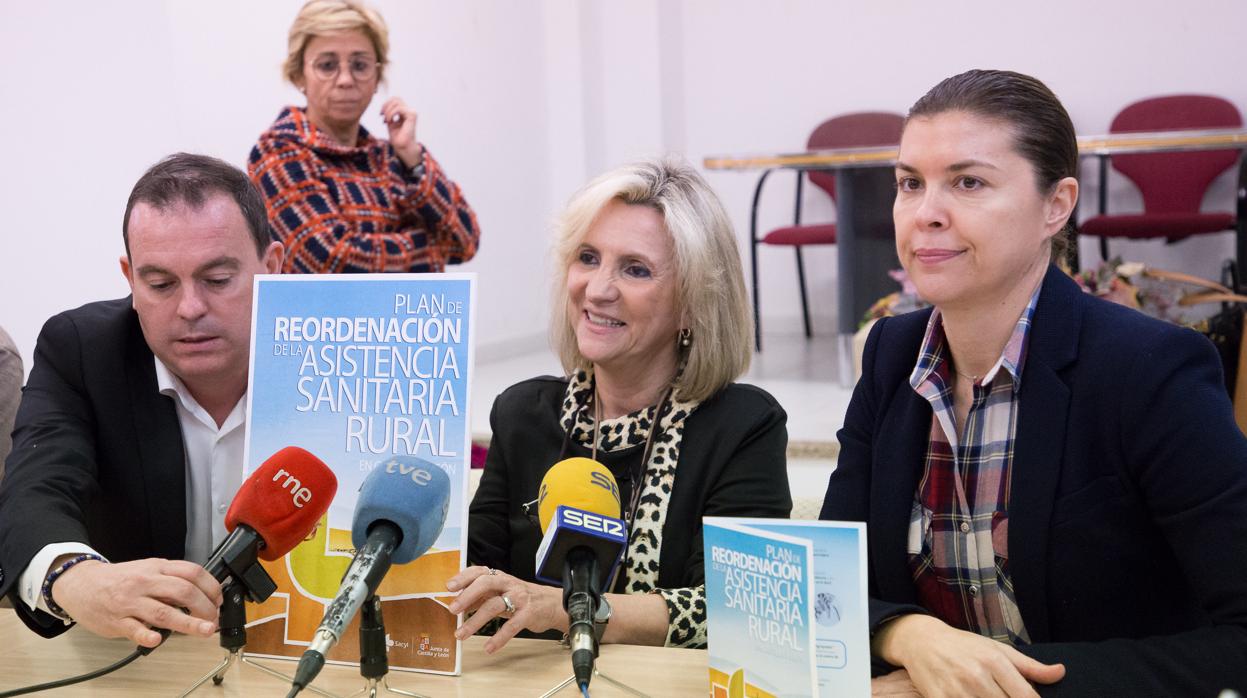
[309,55,379,82]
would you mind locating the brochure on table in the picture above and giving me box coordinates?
[242,273,475,675]
[704,517,869,697]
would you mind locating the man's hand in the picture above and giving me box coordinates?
[50,558,222,647]
[875,614,1065,698]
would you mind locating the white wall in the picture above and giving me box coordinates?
[3,0,1247,373]
[680,0,1247,334]
[0,0,556,370]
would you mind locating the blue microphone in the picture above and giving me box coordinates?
[290,456,451,694]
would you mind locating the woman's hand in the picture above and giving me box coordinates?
[875,614,1065,698]
[380,96,421,168]
[872,669,922,696]
[446,566,565,654]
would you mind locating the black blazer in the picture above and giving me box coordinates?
[822,266,1247,696]
[0,298,187,637]
[469,376,791,594]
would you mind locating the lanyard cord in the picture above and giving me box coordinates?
[591,383,673,527]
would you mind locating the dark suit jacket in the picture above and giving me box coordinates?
[0,298,187,637]
[822,266,1247,696]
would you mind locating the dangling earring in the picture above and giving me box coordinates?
[678,328,692,347]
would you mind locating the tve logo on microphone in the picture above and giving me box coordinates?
[383,458,436,486]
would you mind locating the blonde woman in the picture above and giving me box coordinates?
[451,157,791,651]
[248,0,478,274]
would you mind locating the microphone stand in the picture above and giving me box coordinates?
[540,552,648,698]
[540,670,649,698]
[537,621,650,698]
[346,595,428,698]
[180,576,339,697]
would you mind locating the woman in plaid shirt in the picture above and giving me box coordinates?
[248,0,479,274]
[824,70,1247,697]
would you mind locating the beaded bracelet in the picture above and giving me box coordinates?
[42,553,105,621]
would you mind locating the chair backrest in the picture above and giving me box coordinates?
[1110,94,1243,214]
[806,112,905,201]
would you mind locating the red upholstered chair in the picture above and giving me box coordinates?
[750,112,904,350]
[1079,94,1243,263]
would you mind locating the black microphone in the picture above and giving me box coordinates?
[533,458,627,691]
[210,446,338,594]
[143,447,337,654]
[289,456,451,695]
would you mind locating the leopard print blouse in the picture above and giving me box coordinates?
[559,369,707,648]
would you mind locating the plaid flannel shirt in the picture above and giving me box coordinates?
[905,284,1042,645]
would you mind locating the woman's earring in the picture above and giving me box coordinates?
[679,328,692,347]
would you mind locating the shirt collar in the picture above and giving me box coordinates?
[909,281,1044,395]
[154,357,247,434]
[283,105,377,154]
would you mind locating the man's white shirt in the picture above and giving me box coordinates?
[18,357,246,617]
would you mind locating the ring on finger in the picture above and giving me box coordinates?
[500,594,516,615]
[488,568,499,576]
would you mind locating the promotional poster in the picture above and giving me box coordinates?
[242,274,475,675]
[704,517,869,697]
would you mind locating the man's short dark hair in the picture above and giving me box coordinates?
[122,153,273,258]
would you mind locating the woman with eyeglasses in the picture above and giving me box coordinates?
[449,157,791,652]
[248,0,479,274]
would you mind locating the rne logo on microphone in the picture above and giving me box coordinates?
[384,459,435,485]
[561,508,626,538]
[272,468,313,508]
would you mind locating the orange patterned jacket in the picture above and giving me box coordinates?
[248,106,479,273]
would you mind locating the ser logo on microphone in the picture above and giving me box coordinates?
[589,470,620,506]
[561,508,626,538]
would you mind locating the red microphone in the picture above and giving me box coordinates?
[206,446,338,599]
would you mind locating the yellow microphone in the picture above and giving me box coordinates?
[537,457,622,532]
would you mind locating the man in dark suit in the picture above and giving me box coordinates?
[0,325,20,480]
[0,153,283,646]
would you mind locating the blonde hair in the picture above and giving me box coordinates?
[283,0,390,85]
[550,157,752,403]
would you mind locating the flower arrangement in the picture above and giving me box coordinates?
[1072,257,1190,325]
[861,259,1200,329]
[860,269,929,328]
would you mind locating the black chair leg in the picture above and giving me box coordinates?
[1236,154,1247,280]
[1097,155,1110,265]
[795,247,812,338]
[751,239,762,352]
[750,170,775,352]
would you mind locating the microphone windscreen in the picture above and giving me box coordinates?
[538,458,621,532]
[226,446,338,561]
[352,456,451,565]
